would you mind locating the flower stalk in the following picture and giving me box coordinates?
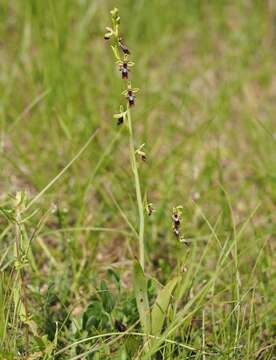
[105,8,145,270]
[127,106,145,270]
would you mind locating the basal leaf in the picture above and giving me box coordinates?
[133,260,151,334]
[151,277,178,336]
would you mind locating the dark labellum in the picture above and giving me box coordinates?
[115,320,127,332]
[172,214,180,226]
[104,34,111,40]
[121,63,128,79]
[141,154,146,161]
[127,90,135,106]
[118,38,130,54]
[117,116,124,125]
[147,205,153,216]
[172,212,181,238]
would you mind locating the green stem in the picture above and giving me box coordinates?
[14,200,29,357]
[127,107,145,270]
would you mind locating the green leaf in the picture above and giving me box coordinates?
[99,280,115,313]
[125,336,140,357]
[82,301,109,330]
[133,260,151,333]
[107,268,121,292]
[33,336,46,351]
[151,277,178,336]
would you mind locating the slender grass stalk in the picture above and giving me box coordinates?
[25,130,98,212]
[127,106,145,270]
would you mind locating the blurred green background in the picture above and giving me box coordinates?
[0,0,275,358]
[1,0,275,259]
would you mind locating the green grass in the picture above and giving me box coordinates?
[0,0,275,359]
